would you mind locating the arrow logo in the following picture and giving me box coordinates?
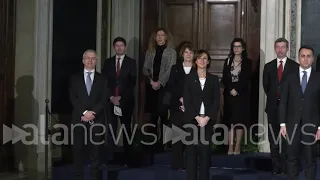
[163,124,188,144]
[3,125,29,144]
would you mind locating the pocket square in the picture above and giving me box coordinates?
[114,106,122,116]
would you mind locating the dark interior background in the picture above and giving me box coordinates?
[51,0,97,114]
[301,0,320,69]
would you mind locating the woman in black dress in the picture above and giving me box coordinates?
[167,43,195,170]
[184,50,220,180]
[221,38,252,155]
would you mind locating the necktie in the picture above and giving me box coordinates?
[86,72,92,95]
[301,71,307,93]
[277,60,283,99]
[278,60,283,82]
[115,58,120,96]
[116,58,121,76]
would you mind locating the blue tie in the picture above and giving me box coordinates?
[86,72,92,95]
[301,71,307,93]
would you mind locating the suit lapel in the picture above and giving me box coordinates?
[303,70,315,95]
[119,56,128,77]
[81,72,89,97]
[293,71,303,95]
[271,60,279,84]
[111,56,116,76]
[281,60,290,81]
[82,71,99,97]
[192,72,202,93]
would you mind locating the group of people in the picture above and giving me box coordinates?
[263,38,320,180]
[68,25,320,180]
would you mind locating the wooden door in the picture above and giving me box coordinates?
[0,0,16,172]
[159,0,243,77]
[139,0,260,124]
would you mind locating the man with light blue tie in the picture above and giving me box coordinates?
[279,46,320,180]
[69,49,108,180]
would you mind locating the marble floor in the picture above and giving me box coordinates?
[0,172,46,180]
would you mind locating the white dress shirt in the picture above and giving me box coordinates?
[280,66,319,129]
[83,68,95,115]
[116,55,125,70]
[277,57,287,68]
[199,78,206,114]
[84,68,95,83]
[183,66,192,74]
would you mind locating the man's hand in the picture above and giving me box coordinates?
[230,89,238,96]
[84,111,95,120]
[280,126,286,138]
[179,97,184,105]
[110,96,121,105]
[81,116,91,122]
[316,129,320,140]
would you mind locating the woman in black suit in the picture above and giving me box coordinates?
[167,43,195,170]
[221,38,252,155]
[183,50,220,180]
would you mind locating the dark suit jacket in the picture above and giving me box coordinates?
[263,58,298,116]
[167,63,195,113]
[69,71,108,123]
[183,71,220,124]
[102,55,137,113]
[279,69,320,134]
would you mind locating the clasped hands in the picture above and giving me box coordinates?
[150,80,161,90]
[81,111,96,122]
[280,126,320,140]
[230,89,238,96]
[195,116,210,127]
[110,96,121,106]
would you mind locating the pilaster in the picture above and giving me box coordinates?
[258,0,285,152]
[33,0,53,174]
[111,0,140,126]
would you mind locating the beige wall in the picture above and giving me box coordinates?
[14,0,38,172]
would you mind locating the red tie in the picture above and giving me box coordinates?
[115,58,120,96]
[277,60,283,99]
[278,60,283,82]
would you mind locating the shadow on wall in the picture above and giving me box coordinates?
[14,75,39,172]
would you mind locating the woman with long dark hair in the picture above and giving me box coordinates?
[183,50,220,180]
[221,38,252,155]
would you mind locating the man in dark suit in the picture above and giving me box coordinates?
[69,49,108,180]
[262,38,299,174]
[102,37,137,166]
[279,46,320,180]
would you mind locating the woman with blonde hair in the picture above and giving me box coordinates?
[143,27,177,152]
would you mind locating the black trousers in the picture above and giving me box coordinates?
[146,85,169,148]
[73,121,104,180]
[185,121,212,180]
[170,110,185,169]
[267,110,287,172]
[107,105,133,164]
[286,123,318,180]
